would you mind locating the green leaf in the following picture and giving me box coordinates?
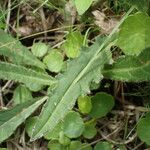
[102,47,150,82]
[31,42,48,58]
[0,97,47,143]
[48,141,66,150]
[63,111,84,138]
[59,131,71,146]
[43,50,64,73]
[137,113,150,145]
[62,31,84,58]
[69,141,82,150]
[0,29,45,69]
[0,62,56,85]
[77,96,92,114]
[117,12,150,55]
[44,122,63,140]
[83,121,97,139]
[89,92,115,118]
[94,142,112,150]
[25,116,38,137]
[74,0,94,15]
[80,143,92,150]
[31,37,112,140]
[13,85,33,105]
[25,82,44,92]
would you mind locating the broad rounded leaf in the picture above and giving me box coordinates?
[43,50,64,73]
[59,131,71,146]
[137,115,150,145]
[89,92,115,118]
[82,121,97,139]
[63,111,84,138]
[74,0,94,15]
[13,85,32,105]
[117,12,150,55]
[69,141,82,150]
[94,142,112,150]
[77,96,92,114]
[31,42,48,57]
[48,141,66,150]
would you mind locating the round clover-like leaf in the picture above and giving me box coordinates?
[44,122,63,140]
[94,142,112,150]
[117,12,150,56]
[89,92,115,118]
[77,96,92,114]
[25,116,38,137]
[63,111,84,138]
[83,121,97,139]
[69,141,82,150]
[59,131,71,146]
[43,50,64,73]
[13,85,33,105]
[48,141,66,150]
[137,115,150,145]
[31,42,48,57]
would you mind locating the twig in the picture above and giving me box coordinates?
[101,131,137,145]
[0,80,4,107]
[5,0,11,32]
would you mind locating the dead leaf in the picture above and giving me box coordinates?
[92,10,119,34]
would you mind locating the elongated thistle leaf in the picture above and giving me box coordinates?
[31,6,135,140]
[0,62,56,85]
[102,47,150,82]
[0,96,48,143]
[0,29,45,69]
[31,39,112,140]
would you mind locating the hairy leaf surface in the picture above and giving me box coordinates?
[0,62,56,85]
[31,38,112,140]
[102,47,150,82]
[0,96,47,143]
[0,29,45,69]
[128,0,149,12]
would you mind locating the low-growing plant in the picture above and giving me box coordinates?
[0,0,150,149]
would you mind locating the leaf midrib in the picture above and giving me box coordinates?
[103,61,150,73]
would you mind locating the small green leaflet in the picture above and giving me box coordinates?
[73,0,94,15]
[0,96,47,143]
